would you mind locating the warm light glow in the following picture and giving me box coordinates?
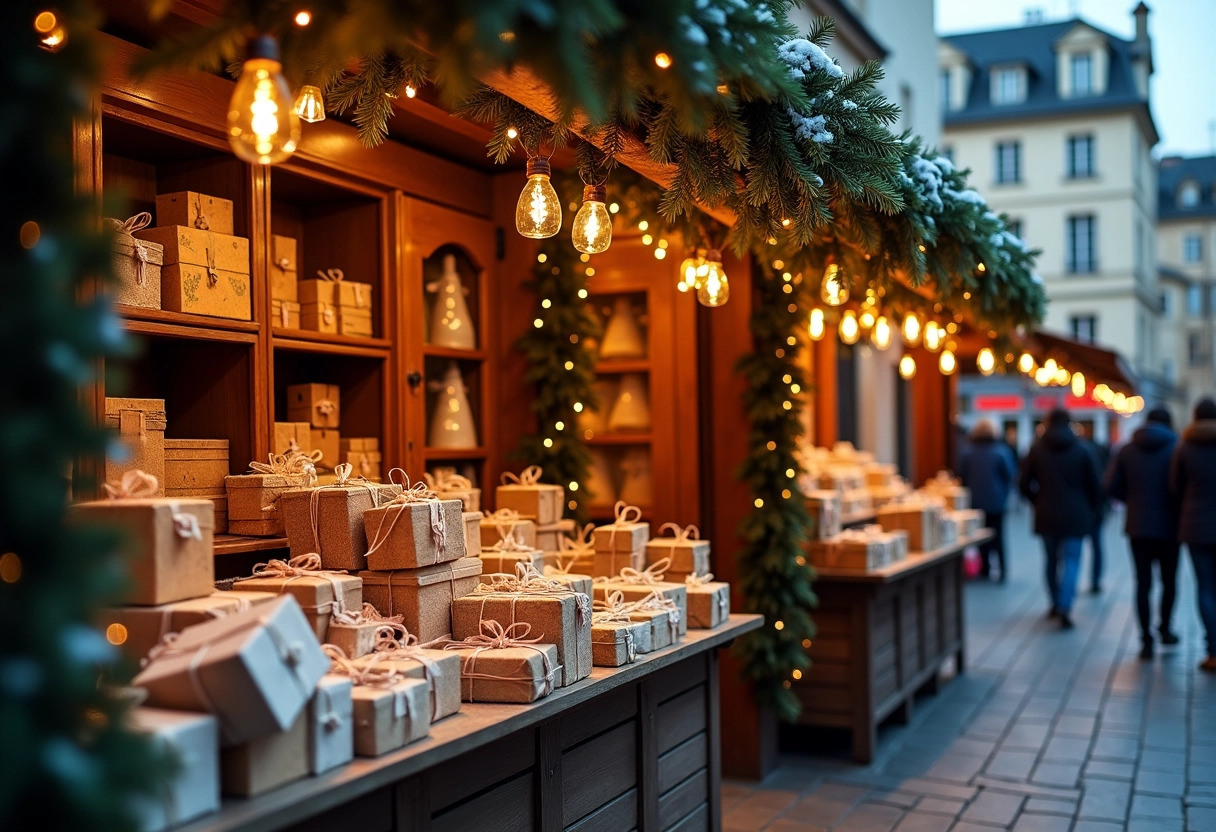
[697,252,730,307]
[0,552,21,584]
[638,220,649,231]
[36,12,65,50]
[838,310,860,345]
[859,309,876,330]
[515,159,562,238]
[572,185,612,254]
[808,308,826,341]
[871,316,892,350]
[105,622,127,645]
[1043,358,1058,376]
[902,312,922,346]
[1018,352,1035,374]
[654,248,666,260]
[939,349,957,375]
[294,10,311,25]
[773,619,784,630]
[899,354,917,379]
[1055,367,1070,386]
[654,52,673,69]
[506,126,519,139]
[1072,371,1086,398]
[792,668,803,680]
[227,37,301,165]
[977,347,996,376]
[292,84,326,123]
[821,262,849,306]
[1035,367,1052,387]
[923,321,944,352]
[609,202,619,213]
[1113,392,1127,411]
[1129,395,1144,413]
[404,84,417,98]
[977,262,986,272]
[641,233,653,246]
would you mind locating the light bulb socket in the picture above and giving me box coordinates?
[526,157,551,178]
[582,184,606,204]
[706,248,723,263]
[247,34,281,62]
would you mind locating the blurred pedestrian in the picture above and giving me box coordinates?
[1170,397,1216,672]
[1019,409,1102,629]
[1080,424,1111,593]
[959,419,1016,580]
[1106,407,1180,659]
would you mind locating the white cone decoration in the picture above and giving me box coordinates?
[427,361,478,448]
[608,373,652,432]
[427,253,476,349]
[578,378,618,433]
[599,297,646,359]
[618,447,653,508]
[586,449,617,507]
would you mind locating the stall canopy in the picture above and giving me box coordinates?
[1030,330,1138,396]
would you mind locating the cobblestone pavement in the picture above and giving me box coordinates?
[723,505,1216,832]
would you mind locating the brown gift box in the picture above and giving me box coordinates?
[270,234,298,302]
[155,191,235,236]
[301,301,338,333]
[542,571,593,598]
[326,621,382,658]
[594,581,687,636]
[339,305,373,337]
[359,556,483,643]
[220,709,309,796]
[427,468,481,513]
[535,518,576,553]
[352,678,431,756]
[685,578,731,629]
[593,504,650,553]
[363,497,466,571]
[451,641,560,704]
[236,567,362,642]
[106,213,163,310]
[592,549,644,578]
[463,511,483,556]
[479,547,543,576]
[280,482,400,571]
[338,280,373,309]
[806,490,843,540]
[310,428,341,471]
[496,467,565,525]
[104,397,166,495]
[225,471,312,536]
[163,439,229,493]
[298,278,336,306]
[102,590,277,663]
[71,496,214,606]
[876,504,942,552]
[159,263,252,320]
[591,619,647,667]
[355,649,462,721]
[340,437,378,455]
[451,591,592,687]
[644,524,711,579]
[479,514,537,550]
[629,606,675,650]
[352,450,382,481]
[273,422,311,456]
[287,383,340,429]
[272,298,300,330]
[137,225,249,274]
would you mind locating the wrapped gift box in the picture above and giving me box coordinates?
[593,593,656,655]
[127,707,220,832]
[480,547,543,576]
[220,709,309,796]
[427,467,481,512]
[864,463,898,488]
[137,225,248,273]
[535,518,576,553]
[463,511,483,557]
[542,570,594,598]
[938,513,959,547]
[684,577,731,629]
[301,272,372,309]
[340,436,378,457]
[163,439,229,493]
[594,580,687,637]
[326,620,383,659]
[644,524,711,579]
[593,549,644,578]
[71,495,214,606]
[359,556,483,643]
[225,467,312,537]
[628,602,676,650]
[287,383,341,429]
[270,234,298,302]
[105,398,166,495]
[876,503,942,552]
[806,490,842,540]
[339,305,373,337]
[364,496,466,571]
[236,559,362,642]
[310,428,340,471]
[887,529,909,562]
[818,469,863,492]
[137,226,251,320]
[351,450,382,481]
[155,191,234,235]
[591,619,647,667]
[280,480,400,571]
[454,641,561,703]
[496,466,565,525]
[479,512,537,550]
[301,301,338,334]
[102,590,277,664]
[922,472,971,510]
[951,508,985,539]
[273,421,311,457]
[592,504,650,554]
[841,488,874,517]
[352,677,430,756]
[107,213,163,310]
[272,298,300,330]
[308,675,354,775]
[354,649,462,721]
[452,590,592,687]
[133,596,330,745]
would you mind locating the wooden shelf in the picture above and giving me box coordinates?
[271,333,391,359]
[424,446,487,461]
[423,344,488,361]
[594,358,650,374]
[123,316,260,345]
[213,534,288,556]
[584,432,653,446]
[118,304,262,334]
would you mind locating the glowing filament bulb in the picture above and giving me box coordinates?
[899,354,917,379]
[859,309,876,330]
[515,158,562,239]
[977,347,996,376]
[1018,352,1035,374]
[923,321,944,352]
[292,84,326,123]
[838,310,860,345]
[679,249,706,292]
[572,184,612,254]
[1072,371,1086,398]
[902,312,922,346]
[871,316,892,350]
[227,36,300,165]
[809,308,826,341]
[821,262,849,306]
[697,251,730,307]
[939,349,957,375]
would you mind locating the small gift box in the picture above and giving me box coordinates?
[339,305,373,337]
[127,707,219,832]
[302,268,372,308]
[133,596,330,745]
[938,513,959,547]
[593,501,651,554]
[287,383,340,429]
[326,647,430,756]
[355,638,463,721]
[625,593,679,650]
[270,234,298,301]
[104,397,166,495]
[301,301,338,334]
[280,466,401,570]
[590,594,649,668]
[806,490,842,540]
[593,591,655,655]
[922,471,971,510]
[542,523,595,574]
[155,191,234,236]
[877,502,942,552]
[495,465,565,525]
[136,225,251,320]
[480,518,543,575]
[220,708,309,796]
[644,523,710,580]
[593,561,688,637]
[684,574,731,629]
[235,554,363,642]
[479,509,537,550]
[359,556,484,644]
[307,674,354,775]
[102,590,277,664]
[425,467,482,512]
[225,453,318,536]
[273,421,311,457]
[444,621,561,704]
[163,439,229,494]
[324,602,410,660]
[105,213,163,310]
[463,511,483,556]
[541,567,594,598]
[363,478,466,570]
[950,508,984,539]
[535,518,576,553]
[272,298,300,330]
[71,471,214,606]
[864,463,898,488]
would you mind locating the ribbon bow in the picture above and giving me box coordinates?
[615,558,670,586]
[473,565,591,626]
[446,619,543,651]
[426,469,473,492]
[375,469,447,555]
[316,268,345,283]
[332,462,353,485]
[684,572,717,587]
[323,644,403,689]
[610,501,643,526]
[659,522,701,543]
[248,453,318,484]
[500,465,544,486]
[558,523,596,556]
[315,400,336,418]
[592,590,635,624]
[490,517,532,553]
[191,192,210,230]
[104,469,160,500]
[105,213,154,285]
[251,553,330,578]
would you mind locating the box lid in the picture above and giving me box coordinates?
[165,439,230,451]
[359,556,483,588]
[72,497,217,531]
[104,397,167,428]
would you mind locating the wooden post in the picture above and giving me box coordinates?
[810,337,839,447]
[910,350,957,484]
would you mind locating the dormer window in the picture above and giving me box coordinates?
[992,67,1026,104]
[1179,180,1201,208]
[1070,53,1092,96]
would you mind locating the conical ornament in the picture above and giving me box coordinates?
[585,449,617,507]
[599,297,646,358]
[427,253,477,349]
[608,373,652,432]
[428,361,478,448]
[618,447,653,508]
[578,378,618,433]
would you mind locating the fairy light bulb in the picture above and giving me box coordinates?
[227,36,301,165]
[821,262,849,306]
[1018,352,1035,374]
[977,347,996,376]
[1035,367,1051,387]
[871,316,892,350]
[899,354,917,379]
[1071,371,1086,398]
[1113,392,1127,411]
[697,250,730,307]
[809,308,826,341]
[902,312,922,346]
[515,157,562,239]
[1043,358,1058,377]
[939,349,957,375]
[923,321,943,352]
[572,184,612,253]
[838,310,860,345]
[678,249,706,292]
[292,84,326,123]
[859,309,876,330]
[1056,367,1070,386]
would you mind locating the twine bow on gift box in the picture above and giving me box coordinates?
[499,465,544,487]
[104,212,153,285]
[315,399,337,420]
[442,620,560,702]
[633,590,681,642]
[307,463,391,557]
[316,268,345,284]
[685,573,729,619]
[245,553,352,616]
[604,501,644,551]
[425,469,474,493]
[249,452,319,486]
[363,623,451,719]
[324,645,418,722]
[364,471,446,561]
[614,557,671,586]
[592,590,634,624]
[191,192,210,230]
[658,522,701,543]
[473,563,592,627]
[104,470,202,541]
[489,515,533,554]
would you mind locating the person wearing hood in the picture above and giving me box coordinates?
[1169,397,1216,673]
[959,419,1016,580]
[1019,409,1102,629]
[1106,407,1180,659]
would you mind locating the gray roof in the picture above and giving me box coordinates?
[941,18,1156,140]
[1158,155,1216,220]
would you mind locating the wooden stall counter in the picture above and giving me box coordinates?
[178,615,762,832]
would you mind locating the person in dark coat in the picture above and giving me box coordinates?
[1019,409,1101,629]
[1081,426,1112,593]
[1106,407,1180,659]
[959,419,1016,580]
[1169,397,1216,672]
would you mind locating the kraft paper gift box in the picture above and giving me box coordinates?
[684,576,731,629]
[592,502,650,554]
[133,596,330,746]
[876,504,942,552]
[451,639,561,704]
[225,471,309,537]
[270,234,298,302]
[426,467,482,512]
[272,298,300,330]
[451,590,592,687]
[359,556,483,643]
[496,466,565,525]
[628,604,676,651]
[71,491,214,606]
[310,427,341,471]
[103,590,277,664]
[136,225,252,320]
[220,708,309,796]
[163,439,229,493]
[479,511,537,550]
[105,397,167,494]
[352,677,431,756]
[287,383,341,429]
[363,495,467,570]
[307,674,354,775]
[350,450,383,481]
[127,707,219,832]
[864,463,898,488]
[280,478,401,570]
[644,523,711,579]
[106,213,163,311]
[236,558,363,642]
[326,620,384,658]
[594,580,688,636]
[806,490,842,540]
[155,191,235,235]
[479,543,543,576]
[354,649,462,721]
[541,570,594,598]
[463,511,483,556]
[339,305,373,337]
[340,436,378,456]
[590,618,647,667]
[593,548,644,578]
[535,518,576,553]
[951,508,984,538]
[137,225,249,275]
[301,300,339,333]
[273,421,311,456]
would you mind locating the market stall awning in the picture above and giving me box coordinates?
[1030,330,1138,396]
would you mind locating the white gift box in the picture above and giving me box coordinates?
[308,675,354,775]
[127,707,220,832]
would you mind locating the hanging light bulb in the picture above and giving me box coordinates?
[923,321,944,352]
[572,184,612,254]
[1112,392,1127,411]
[901,312,922,346]
[939,349,958,375]
[679,248,706,292]
[838,310,860,345]
[1018,352,1035,374]
[899,354,917,379]
[697,250,730,307]
[1071,371,1086,398]
[227,35,301,165]
[515,157,562,239]
[859,309,876,330]
[871,316,893,350]
[977,347,996,376]
[809,308,826,341]
[821,262,850,306]
[35,11,66,51]
[1055,367,1071,387]
[292,84,326,123]
[1043,358,1058,376]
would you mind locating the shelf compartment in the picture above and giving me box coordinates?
[272,330,392,356]
[118,305,262,336]
[273,351,386,448]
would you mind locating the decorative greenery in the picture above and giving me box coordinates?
[0,1,166,827]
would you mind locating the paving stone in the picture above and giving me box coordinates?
[832,802,904,832]
[1138,749,1186,772]
[762,819,828,832]
[1002,722,1050,750]
[891,812,953,832]
[1053,714,1097,736]
[1023,797,1077,815]
[1135,768,1187,797]
[985,749,1038,781]
[1031,761,1082,789]
[1078,779,1131,821]
[721,790,800,829]
[1042,735,1091,762]
[925,752,987,783]
[951,824,1010,832]
[1072,820,1126,832]
[959,790,1025,826]
[1083,760,1135,781]
[1090,733,1139,760]
[1129,792,1184,820]
[866,790,921,809]
[895,778,979,801]
[913,797,965,816]
[1188,806,1216,831]
[1011,813,1072,832]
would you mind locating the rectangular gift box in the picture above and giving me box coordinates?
[133,596,330,746]
[224,472,308,536]
[938,514,959,547]
[137,225,249,274]
[298,277,336,306]
[685,580,731,629]
[159,263,252,320]
[479,548,543,576]
[220,708,309,796]
[594,582,687,636]
[310,428,340,471]
[163,439,229,493]
[535,518,576,553]
[339,280,373,309]
[236,571,362,642]
[496,479,565,526]
[451,642,560,704]
[644,533,711,579]
[272,298,300,330]
[363,497,467,570]
[806,490,842,540]
[281,482,400,571]
[308,675,354,775]
[925,484,971,511]
[127,707,220,832]
[876,504,942,552]
[544,572,594,598]
[355,450,382,481]
[270,234,297,301]
[591,619,648,667]
[629,605,676,651]
[71,497,214,606]
[592,549,645,579]
[479,515,537,550]
[951,508,985,539]
[352,677,431,756]
[356,649,462,721]
[273,421,311,457]
[287,383,341,429]
[864,463,898,488]
[105,397,166,494]
[452,591,592,687]
[340,437,378,455]
[102,590,277,664]
[110,226,163,311]
[463,511,483,556]
[301,301,338,333]
[155,191,234,236]
[326,620,382,658]
[338,305,373,337]
[593,519,650,553]
[808,537,884,570]
[542,551,594,576]
[359,556,483,643]
[432,484,481,513]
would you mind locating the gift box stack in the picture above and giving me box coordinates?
[132,191,252,321]
[479,509,544,575]
[591,501,650,578]
[270,233,301,330]
[807,524,908,570]
[225,451,318,537]
[494,466,568,544]
[287,382,342,472]
[164,438,231,534]
[876,498,945,553]
[299,268,374,337]
[273,420,312,457]
[427,466,481,511]
[341,437,383,482]
[805,490,842,541]
[863,462,912,508]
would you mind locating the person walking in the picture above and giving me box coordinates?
[1019,409,1101,629]
[1106,407,1180,659]
[1170,397,1216,672]
[959,419,1016,580]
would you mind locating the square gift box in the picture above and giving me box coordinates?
[287,383,340,429]
[225,457,316,537]
[805,490,843,540]
[479,511,537,550]
[444,625,560,704]
[271,298,300,330]
[280,479,401,571]
[426,467,482,512]
[627,601,677,651]
[220,708,309,796]
[352,677,431,756]
[155,191,234,235]
[594,580,687,636]
[876,503,942,552]
[273,421,311,457]
[684,576,731,629]
[592,502,650,554]
[535,518,576,553]
[236,556,363,642]
[127,707,219,832]
[590,618,648,667]
[363,495,467,571]
[359,556,484,644]
[496,466,565,525]
[307,675,354,775]
[353,648,462,721]
[300,301,338,334]
[644,523,710,579]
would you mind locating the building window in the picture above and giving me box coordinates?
[1179,180,1201,208]
[1066,215,1096,273]
[1188,284,1204,316]
[992,68,1025,104]
[1070,315,1097,343]
[1184,233,1203,264]
[940,69,951,111]
[1070,53,1092,96]
[995,141,1021,184]
[1189,332,1206,366]
[1067,135,1095,178]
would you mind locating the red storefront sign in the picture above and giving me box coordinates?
[974,395,1024,411]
